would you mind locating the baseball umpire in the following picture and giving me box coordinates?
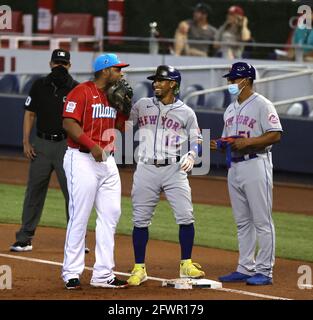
[10,49,80,252]
[127,65,205,286]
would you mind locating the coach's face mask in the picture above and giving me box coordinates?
[227,79,246,95]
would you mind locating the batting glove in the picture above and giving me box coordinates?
[180,151,196,173]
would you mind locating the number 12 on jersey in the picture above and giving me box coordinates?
[165,135,180,147]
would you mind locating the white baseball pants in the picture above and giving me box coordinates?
[62,148,121,283]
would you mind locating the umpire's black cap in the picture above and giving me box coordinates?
[51,49,70,63]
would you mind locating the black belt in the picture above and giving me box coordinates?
[79,148,90,153]
[143,156,181,167]
[37,131,66,142]
[231,153,258,163]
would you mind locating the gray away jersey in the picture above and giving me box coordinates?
[129,97,202,160]
[222,93,283,154]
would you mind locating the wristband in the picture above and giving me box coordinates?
[190,142,202,158]
[78,133,96,150]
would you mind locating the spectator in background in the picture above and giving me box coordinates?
[214,6,252,59]
[287,11,313,62]
[174,2,216,57]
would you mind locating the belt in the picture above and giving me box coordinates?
[79,148,114,156]
[37,131,66,142]
[231,153,258,163]
[142,156,181,167]
[79,148,90,153]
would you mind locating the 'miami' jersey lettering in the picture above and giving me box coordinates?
[91,104,117,119]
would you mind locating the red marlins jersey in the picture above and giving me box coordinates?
[63,81,127,151]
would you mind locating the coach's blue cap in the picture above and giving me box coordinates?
[93,53,129,72]
[223,62,256,80]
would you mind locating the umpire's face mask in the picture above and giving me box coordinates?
[51,65,69,87]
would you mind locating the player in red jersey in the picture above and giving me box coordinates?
[61,53,130,290]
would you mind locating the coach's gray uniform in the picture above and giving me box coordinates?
[222,92,282,277]
[129,97,202,227]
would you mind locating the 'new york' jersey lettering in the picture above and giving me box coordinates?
[225,115,257,129]
[129,97,202,160]
[222,93,283,153]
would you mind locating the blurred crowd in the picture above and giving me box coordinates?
[173,3,252,59]
[171,2,313,62]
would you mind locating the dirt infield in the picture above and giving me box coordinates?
[0,156,313,300]
[0,224,313,300]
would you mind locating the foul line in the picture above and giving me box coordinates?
[298,284,313,289]
[0,253,292,300]
[213,287,291,300]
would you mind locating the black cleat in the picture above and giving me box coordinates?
[65,278,81,290]
[10,241,33,252]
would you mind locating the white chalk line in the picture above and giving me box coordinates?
[0,253,292,300]
[298,284,313,289]
[213,287,291,300]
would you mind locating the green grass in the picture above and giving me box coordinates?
[1,183,313,262]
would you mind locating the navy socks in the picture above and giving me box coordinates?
[132,224,194,262]
[132,226,149,263]
[179,224,195,260]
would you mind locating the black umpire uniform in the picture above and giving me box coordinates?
[11,49,78,251]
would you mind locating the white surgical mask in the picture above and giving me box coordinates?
[227,79,246,95]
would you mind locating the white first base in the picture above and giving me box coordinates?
[162,278,222,290]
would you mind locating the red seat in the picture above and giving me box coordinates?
[1,11,48,50]
[0,11,23,48]
[54,13,93,35]
[6,11,23,33]
[53,13,95,51]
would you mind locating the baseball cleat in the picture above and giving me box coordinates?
[65,278,81,290]
[246,273,273,285]
[127,264,148,286]
[218,271,252,282]
[10,241,33,252]
[180,259,205,279]
[90,277,128,288]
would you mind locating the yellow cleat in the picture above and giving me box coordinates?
[127,264,148,286]
[180,259,205,279]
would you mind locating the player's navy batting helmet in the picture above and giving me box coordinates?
[147,65,181,85]
[223,62,256,80]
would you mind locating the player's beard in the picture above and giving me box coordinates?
[154,88,163,99]
[153,83,165,99]
[154,87,171,101]
[106,69,121,87]
[50,65,69,88]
